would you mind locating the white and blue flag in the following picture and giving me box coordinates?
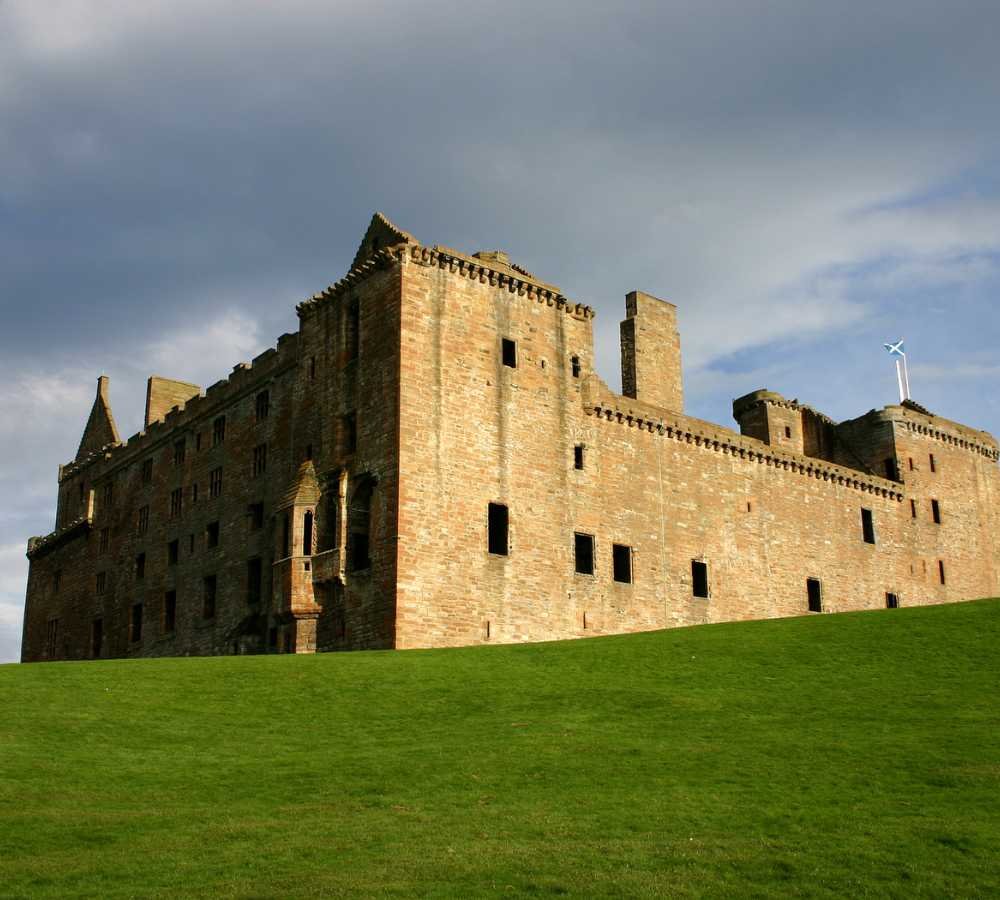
[884,339,905,357]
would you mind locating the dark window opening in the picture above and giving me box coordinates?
[938,560,946,585]
[692,560,709,598]
[137,505,149,534]
[195,431,202,451]
[305,444,312,461]
[142,458,153,484]
[100,527,110,553]
[96,571,106,595]
[309,356,316,379]
[206,521,220,549]
[861,508,876,544]
[303,510,314,556]
[249,502,264,531]
[488,503,508,556]
[135,553,146,580]
[612,544,633,584]
[91,618,103,659]
[130,603,143,642]
[347,301,360,360]
[929,453,936,473]
[102,481,115,510]
[163,591,176,633]
[256,390,270,421]
[884,458,899,481]
[349,478,375,571]
[908,457,914,471]
[574,444,585,470]
[212,416,226,445]
[574,533,595,575]
[189,534,195,554]
[571,355,581,378]
[53,570,62,593]
[807,578,822,612]
[210,467,223,498]
[203,575,217,619]
[192,482,199,504]
[168,539,179,565]
[931,499,941,524]
[910,499,917,518]
[886,592,899,609]
[170,487,183,518]
[501,338,517,368]
[46,619,59,658]
[342,413,357,455]
[784,426,792,439]
[252,444,268,477]
[247,558,262,605]
[173,439,186,466]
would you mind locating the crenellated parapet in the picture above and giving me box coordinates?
[57,331,300,484]
[26,514,93,560]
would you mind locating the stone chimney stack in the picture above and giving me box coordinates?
[620,291,684,413]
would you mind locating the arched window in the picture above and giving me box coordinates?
[303,510,314,556]
[348,476,375,572]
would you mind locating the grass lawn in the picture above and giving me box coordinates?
[2,600,999,898]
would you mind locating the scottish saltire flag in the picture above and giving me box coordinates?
[884,339,905,357]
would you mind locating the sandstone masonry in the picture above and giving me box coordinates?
[21,214,1000,661]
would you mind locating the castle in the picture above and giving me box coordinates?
[21,214,1000,662]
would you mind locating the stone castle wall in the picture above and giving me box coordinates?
[21,215,1000,661]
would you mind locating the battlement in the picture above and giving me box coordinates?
[57,331,300,485]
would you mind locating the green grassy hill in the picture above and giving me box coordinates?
[2,601,999,898]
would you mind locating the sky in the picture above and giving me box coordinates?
[2,0,999,663]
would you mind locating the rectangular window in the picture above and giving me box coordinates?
[501,338,517,368]
[309,356,316,379]
[885,592,899,609]
[938,560,946,585]
[784,425,792,439]
[168,539,179,565]
[173,439,186,466]
[861,508,876,544]
[929,453,936,473]
[692,560,709,598]
[135,553,146,580]
[255,390,270,421]
[908,457,914,471]
[203,575,217,619]
[574,533,595,575]
[137,505,149,535]
[910,499,917,518]
[247,557,262,605]
[170,487,183,518]
[163,591,176,633]
[195,431,202,451]
[571,355,581,378]
[189,534,195,554]
[253,444,267,477]
[612,544,632,584]
[213,416,226,446]
[191,482,199,505]
[96,571,106,594]
[100,527,110,553]
[574,444,585,470]
[807,578,822,612]
[487,503,508,556]
[53,570,62,593]
[91,618,103,659]
[209,467,223,498]
[130,603,143,642]
[342,413,357,455]
[102,481,115,510]
[249,502,264,531]
[46,618,59,658]
[931,499,941,525]
[347,301,360,360]
[206,521,220,549]
[142,458,153,484]
[884,458,899,481]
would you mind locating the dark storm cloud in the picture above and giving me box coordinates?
[2,0,1000,660]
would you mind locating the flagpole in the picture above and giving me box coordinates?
[895,359,906,403]
[900,352,911,400]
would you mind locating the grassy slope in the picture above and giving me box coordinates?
[1,601,999,899]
